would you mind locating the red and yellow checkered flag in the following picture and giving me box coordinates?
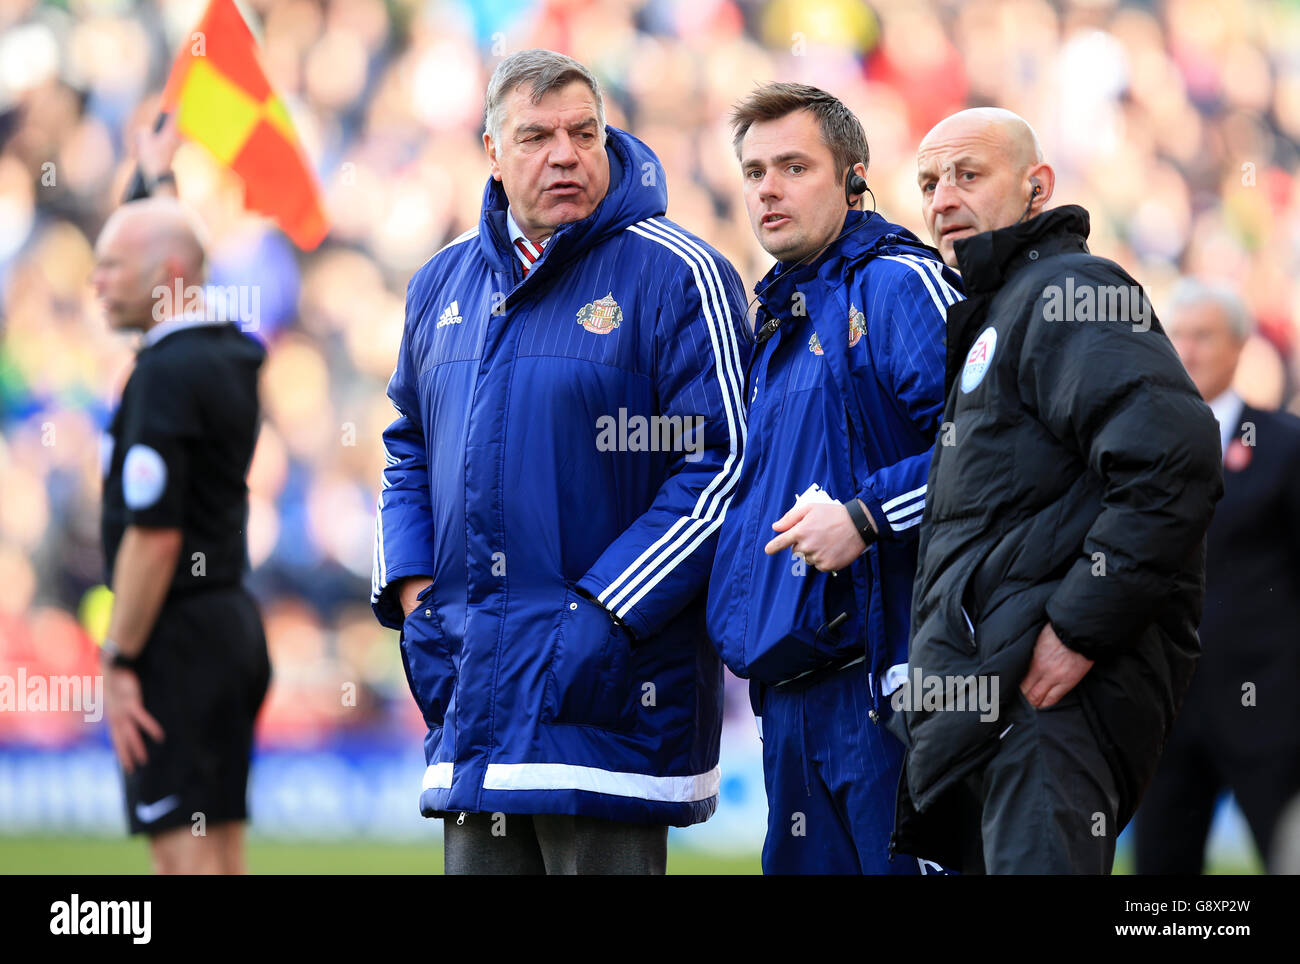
[160,0,329,250]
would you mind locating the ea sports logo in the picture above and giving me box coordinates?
[961,326,997,394]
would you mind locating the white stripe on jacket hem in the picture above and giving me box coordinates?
[422,761,454,790]
[420,762,721,803]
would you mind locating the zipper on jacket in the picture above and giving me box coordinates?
[867,659,881,722]
[457,811,466,826]
[887,765,904,863]
[888,749,912,865]
[840,393,884,726]
[960,604,976,651]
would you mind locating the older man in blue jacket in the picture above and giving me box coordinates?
[708,83,959,874]
[372,49,748,874]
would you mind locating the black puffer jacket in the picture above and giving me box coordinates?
[891,206,1223,865]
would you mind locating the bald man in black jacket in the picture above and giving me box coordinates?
[890,108,1223,875]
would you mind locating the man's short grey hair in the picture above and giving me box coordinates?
[1168,278,1255,341]
[484,49,606,144]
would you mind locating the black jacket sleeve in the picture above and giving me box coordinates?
[1016,262,1224,660]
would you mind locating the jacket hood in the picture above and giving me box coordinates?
[477,125,668,275]
[754,209,935,312]
[952,204,1091,294]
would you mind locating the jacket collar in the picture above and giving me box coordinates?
[140,312,230,350]
[505,207,550,249]
[952,204,1091,294]
[754,209,934,313]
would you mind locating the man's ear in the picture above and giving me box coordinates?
[156,253,190,298]
[849,161,869,209]
[484,132,501,181]
[1027,162,1055,214]
[141,253,176,320]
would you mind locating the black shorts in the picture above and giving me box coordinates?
[123,584,271,836]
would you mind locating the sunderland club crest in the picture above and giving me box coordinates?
[848,305,865,347]
[810,306,865,354]
[577,292,623,334]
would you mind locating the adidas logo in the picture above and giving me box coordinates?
[436,301,463,328]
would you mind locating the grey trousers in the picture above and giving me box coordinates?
[442,812,669,875]
[961,691,1121,874]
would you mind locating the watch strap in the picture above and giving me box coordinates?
[101,637,139,670]
[844,499,877,548]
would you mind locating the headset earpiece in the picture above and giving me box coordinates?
[845,167,868,206]
[1016,177,1044,225]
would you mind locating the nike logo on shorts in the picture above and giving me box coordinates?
[135,794,181,824]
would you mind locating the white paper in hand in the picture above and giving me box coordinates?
[791,482,842,511]
[787,484,843,568]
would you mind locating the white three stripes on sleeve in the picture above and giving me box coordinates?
[595,218,746,620]
[371,444,400,603]
[867,254,959,534]
[881,483,926,532]
[880,254,963,315]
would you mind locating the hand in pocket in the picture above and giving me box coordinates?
[399,590,456,728]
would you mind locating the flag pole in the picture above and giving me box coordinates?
[121,111,171,203]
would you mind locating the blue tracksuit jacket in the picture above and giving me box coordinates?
[707,210,960,716]
[371,126,749,826]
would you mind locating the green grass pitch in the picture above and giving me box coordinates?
[0,835,1264,874]
[0,835,763,875]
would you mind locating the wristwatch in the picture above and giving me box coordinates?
[844,499,878,549]
[100,637,139,670]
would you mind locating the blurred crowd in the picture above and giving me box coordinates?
[1,0,1297,748]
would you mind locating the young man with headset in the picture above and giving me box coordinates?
[707,83,960,874]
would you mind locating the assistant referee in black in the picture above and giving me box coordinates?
[91,194,269,875]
